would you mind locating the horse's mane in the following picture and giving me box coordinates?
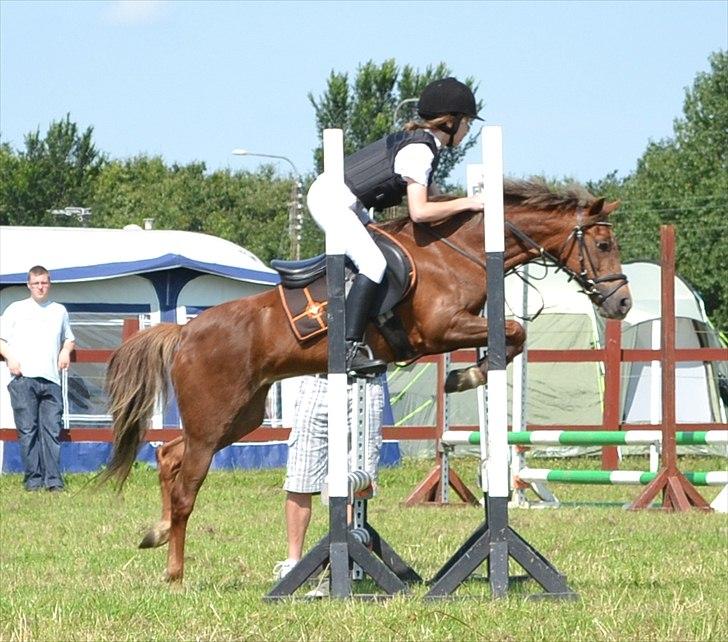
[377,178,597,234]
[503,178,595,211]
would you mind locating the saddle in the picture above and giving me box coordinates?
[271,227,417,360]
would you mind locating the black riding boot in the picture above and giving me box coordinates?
[345,274,387,376]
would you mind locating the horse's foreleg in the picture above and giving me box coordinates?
[139,436,184,549]
[444,319,526,393]
[165,441,215,583]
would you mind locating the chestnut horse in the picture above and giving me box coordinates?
[101,179,631,583]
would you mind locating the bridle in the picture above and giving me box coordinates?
[414,214,629,308]
[505,219,628,307]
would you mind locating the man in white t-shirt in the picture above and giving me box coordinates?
[0,266,75,492]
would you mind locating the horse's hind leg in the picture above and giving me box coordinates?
[139,436,184,549]
[165,440,215,583]
[163,386,270,582]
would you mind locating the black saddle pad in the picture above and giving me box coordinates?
[275,228,415,341]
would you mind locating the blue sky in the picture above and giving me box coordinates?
[1,1,726,186]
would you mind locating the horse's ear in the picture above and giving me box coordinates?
[587,198,605,217]
[602,200,620,216]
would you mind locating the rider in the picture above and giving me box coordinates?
[306,77,485,376]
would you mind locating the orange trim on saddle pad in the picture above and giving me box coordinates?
[277,277,329,342]
[278,228,416,343]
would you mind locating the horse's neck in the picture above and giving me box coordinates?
[503,208,574,270]
[379,208,573,268]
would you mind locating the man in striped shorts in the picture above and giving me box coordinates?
[274,373,384,583]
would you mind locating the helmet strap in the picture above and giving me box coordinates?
[436,115,463,147]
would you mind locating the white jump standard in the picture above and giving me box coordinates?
[265,129,420,600]
[425,127,577,600]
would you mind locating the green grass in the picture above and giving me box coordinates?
[1,457,727,641]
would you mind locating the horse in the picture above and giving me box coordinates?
[100,179,632,583]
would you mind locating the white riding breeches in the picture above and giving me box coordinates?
[306,174,387,283]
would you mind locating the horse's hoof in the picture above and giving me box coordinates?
[444,371,462,393]
[164,570,183,584]
[139,531,157,549]
[139,522,170,549]
[464,366,487,390]
[445,367,486,393]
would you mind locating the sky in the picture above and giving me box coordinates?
[1,1,726,186]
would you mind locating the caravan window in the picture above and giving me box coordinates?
[66,311,148,428]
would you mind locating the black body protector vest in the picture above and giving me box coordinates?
[344,130,440,211]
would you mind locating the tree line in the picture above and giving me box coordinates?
[1,53,725,331]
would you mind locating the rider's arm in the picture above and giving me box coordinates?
[407,181,483,224]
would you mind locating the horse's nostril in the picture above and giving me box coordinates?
[621,297,632,313]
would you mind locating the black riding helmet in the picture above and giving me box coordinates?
[417,77,482,146]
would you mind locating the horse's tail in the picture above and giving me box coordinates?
[98,323,182,488]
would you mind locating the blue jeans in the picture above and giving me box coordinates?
[7,376,64,490]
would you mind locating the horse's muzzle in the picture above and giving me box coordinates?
[594,283,632,319]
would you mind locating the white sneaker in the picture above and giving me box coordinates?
[273,559,298,580]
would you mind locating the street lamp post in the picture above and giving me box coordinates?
[393,97,418,126]
[232,149,303,260]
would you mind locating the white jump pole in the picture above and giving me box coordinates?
[322,128,353,597]
[481,126,511,596]
[323,129,349,503]
[482,126,510,505]
[266,129,415,600]
[426,126,576,600]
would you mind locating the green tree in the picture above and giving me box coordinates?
[200,166,294,263]
[612,50,728,331]
[91,156,294,263]
[0,116,305,262]
[0,114,105,225]
[308,60,483,190]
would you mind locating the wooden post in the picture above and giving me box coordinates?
[121,317,140,341]
[601,319,622,469]
[403,354,478,507]
[629,225,711,511]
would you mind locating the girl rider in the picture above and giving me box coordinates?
[306,77,484,376]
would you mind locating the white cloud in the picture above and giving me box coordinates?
[104,0,169,26]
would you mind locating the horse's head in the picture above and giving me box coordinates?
[503,180,632,320]
[558,198,632,319]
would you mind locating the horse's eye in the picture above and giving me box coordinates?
[597,240,611,252]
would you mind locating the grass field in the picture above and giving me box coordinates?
[1,456,727,641]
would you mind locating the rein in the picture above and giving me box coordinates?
[513,220,629,306]
[414,214,628,308]
[414,221,487,271]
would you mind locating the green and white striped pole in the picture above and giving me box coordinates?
[441,429,728,447]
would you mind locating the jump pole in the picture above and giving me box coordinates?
[324,126,357,596]
[265,128,415,600]
[518,468,728,486]
[425,126,577,600]
[441,430,728,447]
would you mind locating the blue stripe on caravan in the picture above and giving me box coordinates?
[2,441,401,473]
[1,255,280,285]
